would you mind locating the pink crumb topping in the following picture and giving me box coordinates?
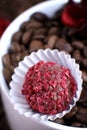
[22,61,77,115]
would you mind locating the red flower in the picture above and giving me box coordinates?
[0,18,10,37]
[61,0,87,37]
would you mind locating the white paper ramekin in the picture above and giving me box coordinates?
[9,49,82,121]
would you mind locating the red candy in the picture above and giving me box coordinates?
[22,61,76,115]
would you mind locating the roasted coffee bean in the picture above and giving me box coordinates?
[83,58,87,68]
[10,42,22,53]
[11,31,23,42]
[10,54,19,67]
[48,27,59,35]
[22,29,33,45]
[71,121,86,127]
[52,118,64,125]
[21,50,29,59]
[32,34,45,40]
[75,107,87,124]
[64,106,78,119]
[78,86,87,104]
[45,35,58,49]
[34,28,47,35]
[20,21,29,31]
[83,46,87,57]
[30,12,48,22]
[26,21,43,30]
[3,66,13,85]
[82,70,87,82]
[29,40,44,52]
[72,41,84,50]
[72,50,83,63]
[15,52,22,63]
[2,54,11,67]
[55,38,73,53]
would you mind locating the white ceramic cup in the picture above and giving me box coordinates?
[0,0,86,130]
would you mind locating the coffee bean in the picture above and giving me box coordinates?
[52,118,64,125]
[72,41,84,50]
[32,34,45,41]
[78,86,87,103]
[71,121,86,127]
[45,35,58,49]
[3,66,13,85]
[72,50,83,63]
[20,21,29,31]
[30,12,48,22]
[22,30,33,45]
[10,54,18,67]
[26,21,43,30]
[82,70,87,82]
[34,28,47,35]
[55,38,73,53]
[29,40,44,52]
[10,42,22,53]
[64,106,78,119]
[48,27,59,35]
[2,54,11,67]
[83,46,87,57]
[75,107,87,124]
[83,58,87,68]
[11,31,23,42]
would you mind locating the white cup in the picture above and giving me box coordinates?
[0,0,86,130]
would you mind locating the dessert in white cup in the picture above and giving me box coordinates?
[0,0,86,130]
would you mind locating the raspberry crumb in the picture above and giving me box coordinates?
[22,61,77,115]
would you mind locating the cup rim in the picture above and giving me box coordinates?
[0,0,86,129]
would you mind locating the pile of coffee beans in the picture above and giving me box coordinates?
[2,9,87,127]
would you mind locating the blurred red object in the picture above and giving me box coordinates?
[0,18,10,37]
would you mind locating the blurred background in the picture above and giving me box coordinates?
[0,0,44,130]
[0,0,46,21]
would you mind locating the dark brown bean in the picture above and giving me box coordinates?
[83,46,87,57]
[34,28,47,35]
[29,40,44,52]
[83,58,87,68]
[15,53,22,63]
[2,54,11,67]
[55,38,73,53]
[22,30,33,45]
[10,54,18,67]
[75,107,87,124]
[71,121,86,127]
[26,21,43,30]
[20,21,29,31]
[82,70,87,82]
[32,34,45,40]
[3,67,13,85]
[30,12,48,22]
[78,86,87,104]
[72,50,83,63]
[45,35,58,49]
[72,41,84,50]
[11,31,23,42]
[48,27,59,35]
[10,42,21,53]
[52,118,64,125]
[64,106,78,119]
